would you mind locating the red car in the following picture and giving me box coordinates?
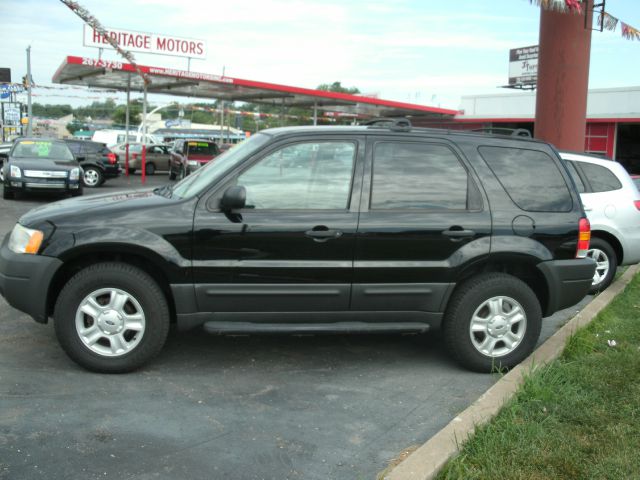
[168,139,220,180]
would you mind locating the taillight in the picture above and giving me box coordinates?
[634,200,640,211]
[107,152,117,164]
[576,217,591,258]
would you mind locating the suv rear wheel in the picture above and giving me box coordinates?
[443,273,542,372]
[54,262,170,373]
[587,237,617,293]
[83,166,104,188]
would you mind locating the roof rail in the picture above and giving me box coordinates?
[470,127,532,138]
[363,117,412,132]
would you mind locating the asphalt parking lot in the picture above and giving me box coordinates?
[0,173,592,480]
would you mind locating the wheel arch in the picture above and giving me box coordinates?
[450,255,550,317]
[590,230,623,265]
[46,247,177,323]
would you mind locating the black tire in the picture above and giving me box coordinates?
[54,262,170,373]
[128,168,137,175]
[71,186,84,197]
[443,273,542,373]
[83,166,104,188]
[2,186,14,199]
[145,163,156,176]
[178,166,186,181]
[168,166,177,180]
[587,238,617,294]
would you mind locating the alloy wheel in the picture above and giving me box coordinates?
[468,295,527,358]
[75,287,146,357]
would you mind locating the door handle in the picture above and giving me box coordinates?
[442,227,475,238]
[305,228,343,242]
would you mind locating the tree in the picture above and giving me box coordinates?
[74,99,117,120]
[111,100,142,126]
[32,103,73,118]
[316,81,360,95]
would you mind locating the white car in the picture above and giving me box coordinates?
[561,151,640,292]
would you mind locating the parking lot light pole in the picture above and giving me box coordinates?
[125,74,131,177]
[141,83,147,184]
[26,46,33,137]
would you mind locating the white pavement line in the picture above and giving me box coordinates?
[384,264,640,480]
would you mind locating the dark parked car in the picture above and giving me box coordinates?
[1,138,82,199]
[168,139,219,180]
[64,139,121,187]
[0,120,595,373]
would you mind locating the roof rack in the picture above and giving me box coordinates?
[470,127,532,138]
[363,117,412,132]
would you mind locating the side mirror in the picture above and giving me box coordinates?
[221,185,246,210]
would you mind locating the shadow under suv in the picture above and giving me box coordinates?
[0,119,595,373]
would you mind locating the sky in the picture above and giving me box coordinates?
[1,0,640,110]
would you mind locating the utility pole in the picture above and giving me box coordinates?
[26,45,33,136]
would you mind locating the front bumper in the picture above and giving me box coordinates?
[537,258,596,316]
[0,235,63,323]
[6,177,81,193]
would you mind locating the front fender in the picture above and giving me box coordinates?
[45,226,191,282]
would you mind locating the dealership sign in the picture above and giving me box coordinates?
[83,25,206,59]
[508,45,538,87]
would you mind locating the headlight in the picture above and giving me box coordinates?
[69,168,80,181]
[8,224,44,255]
[187,160,199,167]
[10,165,21,178]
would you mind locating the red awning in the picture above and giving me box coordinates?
[52,56,457,119]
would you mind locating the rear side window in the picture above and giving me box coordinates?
[371,142,481,210]
[479,146,573,212]
[84,143,104,153]
[565,161,586,193]
[66,142,82,155]
[579,162,622,192]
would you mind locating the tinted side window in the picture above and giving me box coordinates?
[66,142,82,155]
[238,141,356,210]
[565,161,585,193]
[479,146,573,212]
[371,142,478,210]
[579,162,622,192]
[86,143,105,154]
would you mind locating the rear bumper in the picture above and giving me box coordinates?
[537,258,596,316]
[0,236,62,323]
[102,164,122,178]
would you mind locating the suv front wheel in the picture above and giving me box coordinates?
[443,273,542,372]
[54,262,170,373]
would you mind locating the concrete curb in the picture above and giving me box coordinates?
[384,264,640,480]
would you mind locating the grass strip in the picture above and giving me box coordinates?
[437,273,640,480]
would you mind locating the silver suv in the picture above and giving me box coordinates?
[561,151,640,292]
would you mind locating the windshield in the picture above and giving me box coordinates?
[12,140,75,161]
[172,133,271,198]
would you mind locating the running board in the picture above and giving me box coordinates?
[202,321,430,335]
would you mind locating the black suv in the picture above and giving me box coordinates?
[0,120,595,373]
[64,139,121,187]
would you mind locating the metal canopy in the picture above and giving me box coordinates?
[52,56,458,119]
